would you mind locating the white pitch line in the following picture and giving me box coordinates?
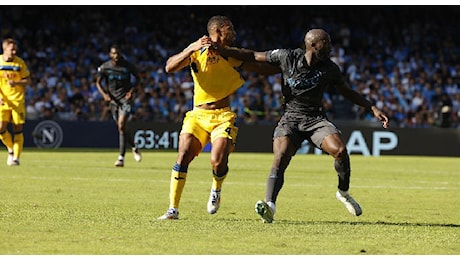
[2,175,459,190]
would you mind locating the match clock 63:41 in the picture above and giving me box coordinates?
[134,130,180,149]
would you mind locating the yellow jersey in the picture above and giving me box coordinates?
[189,47,244,106]
[0,55,30,103]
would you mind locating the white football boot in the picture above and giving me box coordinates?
[255,200,275,223]
[207,189,221,214]
[132,147,142,162]
[157,208,179,220]
[336,190,362,216]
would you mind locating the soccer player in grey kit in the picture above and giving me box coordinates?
[96,45,142,167]
[214,28,389,223]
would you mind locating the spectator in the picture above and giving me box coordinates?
[0,6,458,129]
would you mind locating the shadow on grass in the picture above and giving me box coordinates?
[273,219,460,228]
[151,217,460,228]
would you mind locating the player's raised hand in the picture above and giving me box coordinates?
[372,106,389,129]
[188,35,212,52]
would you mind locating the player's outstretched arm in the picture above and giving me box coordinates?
[212,44,279,75]
[336,81,389,129]
[212,43,269,62]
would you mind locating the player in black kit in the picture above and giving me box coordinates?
[213,28,389,222]
[96,45,142,167]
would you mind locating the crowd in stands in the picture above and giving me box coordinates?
[1,6,459,128]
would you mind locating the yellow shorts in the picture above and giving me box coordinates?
[181,107,238,149]
[0,100,26,125]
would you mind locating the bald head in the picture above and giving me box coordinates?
[305,29,331,61]
[305,29,330,44]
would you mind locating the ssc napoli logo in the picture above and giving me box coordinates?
[32,120,63,148]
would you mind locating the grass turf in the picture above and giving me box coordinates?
[0,149,459,255]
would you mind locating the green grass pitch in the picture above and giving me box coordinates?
[0,148,459,255]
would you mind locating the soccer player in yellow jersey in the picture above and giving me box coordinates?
[0,38,31,166]
[158,15,280,220]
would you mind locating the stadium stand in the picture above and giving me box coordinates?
[1,6,459,128]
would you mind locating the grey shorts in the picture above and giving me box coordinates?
[110,101,132,122]
[273,112,341,150]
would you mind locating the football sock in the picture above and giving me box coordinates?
[212,166,228,191]
[119,133,126,157]
[335,155,351,192]
[126,130,136,148]
[0,130,14,152]
[265,167,285,203]
[169,163,188,209]
[13,131,23,159]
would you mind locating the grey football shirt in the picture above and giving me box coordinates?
[266,48,344,115]
[96,58,139,103]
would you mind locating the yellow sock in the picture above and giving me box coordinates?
[212,169,228,191]
[13,132,24,159]
[0,130,14,152]
[169,164,188,209]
